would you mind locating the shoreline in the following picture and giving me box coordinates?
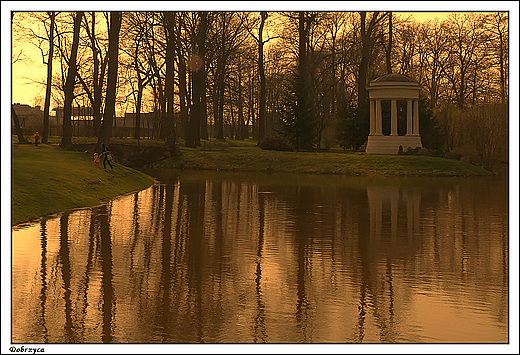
[159,143,494,177]
[11,140,496,226]
[11,143,155,226]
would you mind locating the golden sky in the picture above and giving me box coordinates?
[3,2,518,108]
[4,10,478,108]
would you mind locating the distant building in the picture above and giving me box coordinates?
[53,106,94,124]
[12,103,42,116]
[124,112,158,127]
[12,103,162,138]
[12,103,44,128]
[11,103,59,133]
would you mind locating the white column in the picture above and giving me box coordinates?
[375,99,382,135]
[413,99,419,135]
[406,100,413,136]
[369,99,375,135]
[391,99,398,136]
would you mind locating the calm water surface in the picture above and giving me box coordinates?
[12,170,508,343]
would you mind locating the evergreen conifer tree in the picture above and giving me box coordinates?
[279,71,316,151]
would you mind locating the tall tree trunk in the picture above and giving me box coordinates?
[61,11,83,149]
[458,55,465,109]
[163,12,176,144]
[134,80,143,140]
[133,37,144,141]
[198,12,208,141]
[97,12,121,147]
[237,69,245,139]
[42,11,55,144]
[249,70,256,140]
[157,79,166,139]
[357,12,382,111]
[357,12,369,111]
[298,12,308,78]
[200,82,208,140]
[11,104,27,143]
[330,27,337,116]
[257,11,267,142]
[386,12,393,74]
[216,16,226,140]
[91,12,102,138]
[187,12,206,147]
[176,14,188,141]
[178,55,188,140]
[212,84,219,138]
[229,85,235,139]
[217,61,225,140]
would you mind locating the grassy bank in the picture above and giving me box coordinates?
[161,139,492,177]
[9,138,493,225]
[11,143,154,226]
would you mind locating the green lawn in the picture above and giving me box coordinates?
[10,137,492,225]
[11,143,154,226]
[164,139,492,177]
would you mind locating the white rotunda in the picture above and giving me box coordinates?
[365,73,423,154]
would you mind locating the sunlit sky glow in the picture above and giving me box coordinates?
[3,4,515,107]
[1,2,519,353]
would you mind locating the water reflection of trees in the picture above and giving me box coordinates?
[59,211,73,342]
[12,175,508,343]
[38,217,49,343]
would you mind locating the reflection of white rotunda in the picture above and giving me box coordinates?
[367,186,421,243]
[366,74,423,154]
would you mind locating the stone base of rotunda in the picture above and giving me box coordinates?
[365,135,423,155]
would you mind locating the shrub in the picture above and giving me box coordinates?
[259,135,294,151]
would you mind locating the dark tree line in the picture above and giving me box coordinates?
[13,11,508,163]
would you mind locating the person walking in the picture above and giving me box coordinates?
[101,143,113,169]
[34,132,40,147]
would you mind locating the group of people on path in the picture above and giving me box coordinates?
[94,143,113,170]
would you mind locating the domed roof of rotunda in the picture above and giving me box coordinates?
[371,73,417,83]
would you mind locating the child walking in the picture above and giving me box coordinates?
[94,152,100,168]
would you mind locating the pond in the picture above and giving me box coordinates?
[11,170,509,344]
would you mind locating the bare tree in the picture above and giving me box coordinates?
[249,11,269,142]
[186,11,208,147]
[11,104,27,143]
[122,12,155,141]
[487,12,508,104]
[442,13,490,109]
[357,12,388,110]
[175,12,189,141]
[464,104,508,168]
[163,12,177,152]
[212,12,249,140]
[82,12,108,138]
[11,12,28,142]
[41,12,56,144]
[416,19,451,108]
[61,12,83,149]
[19,12,58,142]
[386,12,393,74]
[97,11,121,147]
